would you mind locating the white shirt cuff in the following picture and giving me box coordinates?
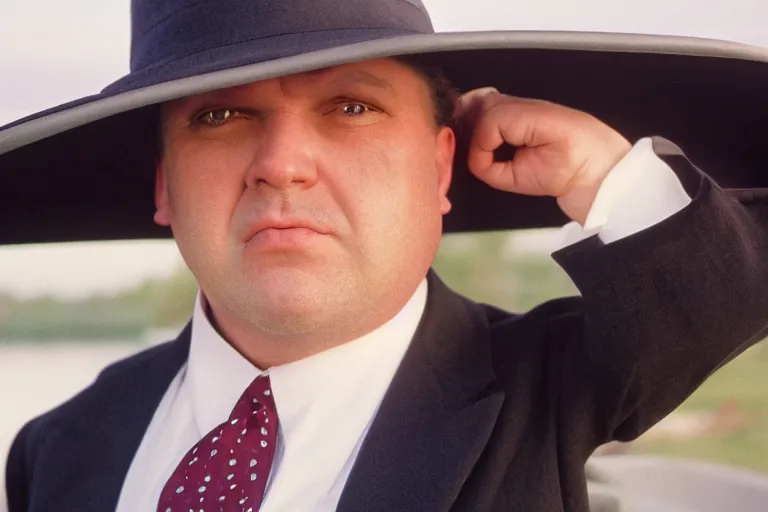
[558,137,693,248]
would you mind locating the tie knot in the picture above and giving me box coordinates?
[230,373,276,421]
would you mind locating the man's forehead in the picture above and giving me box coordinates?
[297,61,396,86]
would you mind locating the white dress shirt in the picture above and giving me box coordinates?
[110,137,691,512]
[115,279,429,512]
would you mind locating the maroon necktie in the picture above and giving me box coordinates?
[157,374,279,512]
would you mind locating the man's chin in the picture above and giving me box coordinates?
[241,271,336,319]
[223,261,361,332]
[246,295,341,339]
[243,264,326,291]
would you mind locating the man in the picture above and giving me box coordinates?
[2,1,768,511]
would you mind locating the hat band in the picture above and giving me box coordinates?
[130,0,433,73]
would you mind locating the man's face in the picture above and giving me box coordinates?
[156,58,455,342]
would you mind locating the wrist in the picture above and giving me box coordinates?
[557,137,632,225]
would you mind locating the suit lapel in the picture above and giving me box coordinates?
[336,271,504,512]
[40,325,191,512]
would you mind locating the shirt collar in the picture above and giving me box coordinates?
[187,279,428,437]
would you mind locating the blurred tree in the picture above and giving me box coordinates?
[433,230,579,313]
[147,265,199,328]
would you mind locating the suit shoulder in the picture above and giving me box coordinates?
[15,330,189,439]
[96,336,185,381]
[473,294,586,372]
[481,294,585,336]
[5,332,189,509]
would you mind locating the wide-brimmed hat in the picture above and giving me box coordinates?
[1,0,767,245]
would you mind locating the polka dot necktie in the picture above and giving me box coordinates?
[157,374,279,512]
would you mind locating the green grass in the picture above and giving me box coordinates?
[636,429,768,473]
[675,345,768,413]
[633,343,768,473]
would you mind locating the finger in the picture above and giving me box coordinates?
[453,87,500,122]
[466,112,506,175]
[453,88,506,136]
[467,97,571,174]
[470,159,519,192]
[466,101,539,175]
[470,150,552,196]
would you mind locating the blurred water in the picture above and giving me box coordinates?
[0,336,173,509]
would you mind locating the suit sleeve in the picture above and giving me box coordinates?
[558,137,693,247]
[549,136,768,455]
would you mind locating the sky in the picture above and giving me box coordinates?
[0,0,765,298]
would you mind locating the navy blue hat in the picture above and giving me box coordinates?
[1,0,768,245]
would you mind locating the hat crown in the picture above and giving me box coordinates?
[130,0,434,73]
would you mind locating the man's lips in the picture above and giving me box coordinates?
[243,217,331,244]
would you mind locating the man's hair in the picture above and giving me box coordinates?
[394,56,460,129]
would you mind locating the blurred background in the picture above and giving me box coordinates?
[1,0,766,500]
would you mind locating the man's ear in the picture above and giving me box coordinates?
[153,161,171,226]
[436,126,455,215]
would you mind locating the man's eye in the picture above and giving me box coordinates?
[193,109,237,126]
[340,103,374,116]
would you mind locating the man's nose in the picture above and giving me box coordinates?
[245,114,318,191]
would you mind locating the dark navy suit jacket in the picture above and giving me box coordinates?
[7,140,768,511]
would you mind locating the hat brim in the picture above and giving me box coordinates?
[2,30,767,245]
